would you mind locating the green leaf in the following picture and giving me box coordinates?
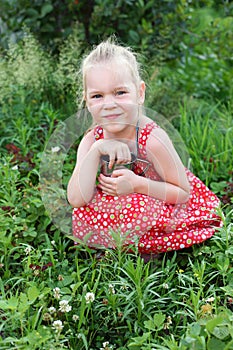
[0,296,18,310]
[129,30,140,43]
[220,285,233,297]
[0,300,9,310]
[19,293,30,313]
[212,326,229,340]
[25,9,39,17]
[189,322,202,337]
[206,315,226,333]
[153,313,166,329]
[27,285,40,303]
[40,4,53,18]
[207,338,225,350]
[144,319,154,331]
[128,332,150,347]
[58,275,74,287]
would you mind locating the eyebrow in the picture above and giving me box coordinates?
[114,85,130,91]
[87,90,102,94]
[87,85,130,93]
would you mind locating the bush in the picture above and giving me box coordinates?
[0,28,81,114]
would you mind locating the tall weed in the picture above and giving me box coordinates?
[178,101,233,212]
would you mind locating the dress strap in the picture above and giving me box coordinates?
[138,122,158,148]
[94,126,104,141]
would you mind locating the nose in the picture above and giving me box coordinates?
[103,94,116,108]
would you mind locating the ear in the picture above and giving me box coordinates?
[138,81,146,105]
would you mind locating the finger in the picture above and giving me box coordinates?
[99,173,115,184]
[116,146,131,164]
[97,183,116,196]
[111,169,125,178]
[98,180,113,190]
[108,152,116,169]
[98,177,116,191]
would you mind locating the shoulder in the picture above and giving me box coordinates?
[146,124,175,155]
[140,116,159,133]
[78,128,95,151]
[140,116,170,146]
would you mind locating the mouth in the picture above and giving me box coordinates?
[103,114,122,120]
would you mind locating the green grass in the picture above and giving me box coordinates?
[0,98,232,349]
[0,32,232,347]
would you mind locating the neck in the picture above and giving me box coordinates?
[104,120,139,140]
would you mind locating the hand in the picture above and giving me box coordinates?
[97,168,137,196]
[91,139,131,169]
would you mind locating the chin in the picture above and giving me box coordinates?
[103,123,126,134]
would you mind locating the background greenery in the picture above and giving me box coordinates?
[0,0,233,349]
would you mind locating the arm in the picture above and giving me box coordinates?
[67,130,132,208]
[133,176,190,204]
[142,127,190,203]
[98,128,190,204]
[67,131,100,208]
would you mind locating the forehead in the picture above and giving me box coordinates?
[85,60,135,90]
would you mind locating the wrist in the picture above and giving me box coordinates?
[133,174,148,195]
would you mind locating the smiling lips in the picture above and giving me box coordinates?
[103,113,122,120]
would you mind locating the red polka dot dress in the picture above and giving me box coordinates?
[72,122,223,253]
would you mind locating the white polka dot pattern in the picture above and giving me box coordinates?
[72,122,223,252]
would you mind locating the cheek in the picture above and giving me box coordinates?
[122,103,138,114]
[87,97,103,108]
[87,103,102,117]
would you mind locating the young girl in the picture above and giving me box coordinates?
[67,38,222,254]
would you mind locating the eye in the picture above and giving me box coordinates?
[115,90,127,96]
[91,94,102,99]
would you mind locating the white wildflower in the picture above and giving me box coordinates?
[24,246,32,255]
[12,165,18,170]
[120,285,128,291]
[163,283,169,289]
[51,146,61,153]
[108,284,115,295]
[59,300,72,313]
[72,314,79,322]
[164,315,172,330]
[206,296,215,303]
[52,320,63,333]
[53,287,61,300]
[48,306,56,314]
[100,341,114,350]
[85,292,95,304]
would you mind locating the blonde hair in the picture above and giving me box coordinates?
[81,37,142,95]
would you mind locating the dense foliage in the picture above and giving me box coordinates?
[0,1,233,349]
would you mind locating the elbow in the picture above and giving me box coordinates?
[67,192,92,208]
[165,190,190,205]
[67,192,82,208]
[166,181,190,204]
[179,191,190,204]
[68,201,81,209]
[67,196,85,208]
[67,198,79,208]
[178,185,190,204]
[67,184,86,208]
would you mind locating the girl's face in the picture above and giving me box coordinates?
[84,60,145,137]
